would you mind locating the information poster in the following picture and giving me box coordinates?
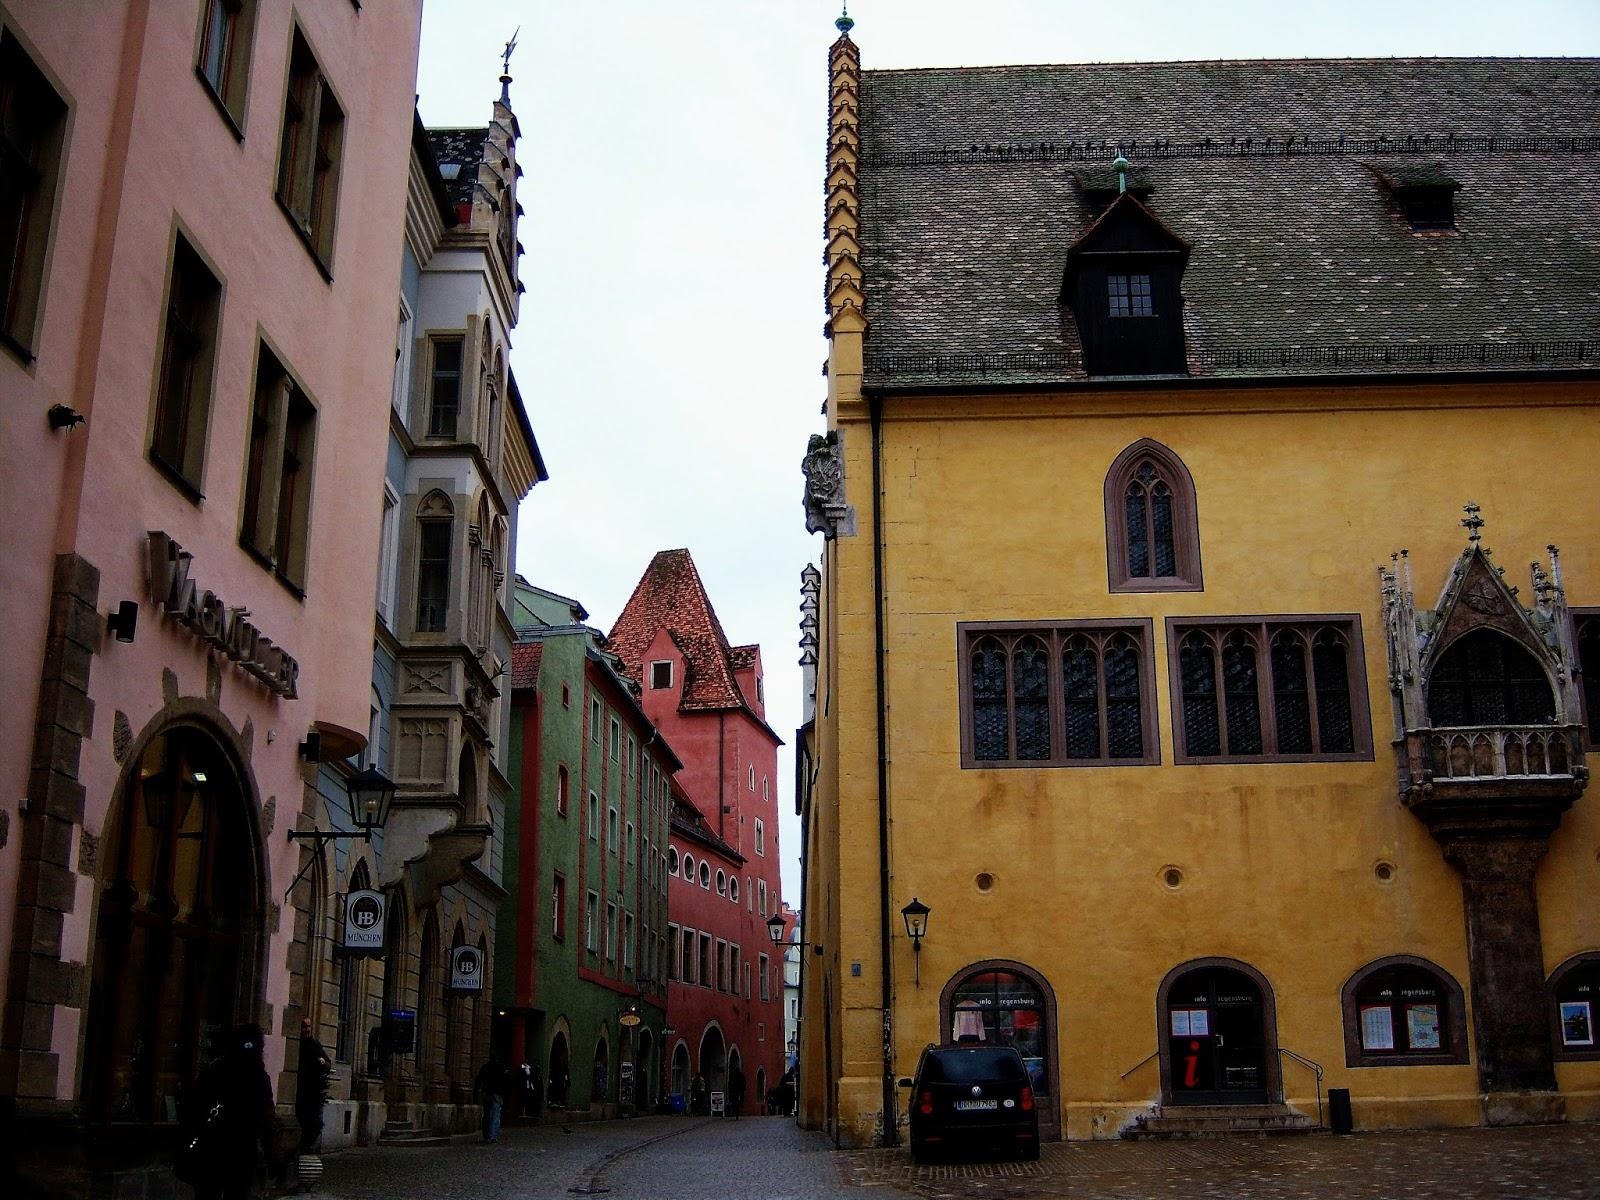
[1561,1001,1594,1047]
[1171,1008,1209,1036]
[1360,1005,1395,1051]
[1406,1003,1442,1050]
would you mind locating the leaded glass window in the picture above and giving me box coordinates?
[1312,630,1356,753]
[1222,631,1263,756]
[1179,633,1221,757]
[971,638,1009,761]
[1104,635,1145,759]
[1124,462,1177,580]
[1063,637,1101,760]
[1012,637,1051,760]
[1426,629,1555,727]
[1578,613,1600,747]
[1106,440,1202,592]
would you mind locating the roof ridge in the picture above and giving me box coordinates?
[863,55,1600,77]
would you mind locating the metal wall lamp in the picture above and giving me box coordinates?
[766,912,824,955]
[287,766,397,850]
[901,898,930,986]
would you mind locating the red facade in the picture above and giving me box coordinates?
[610,551,786,1113]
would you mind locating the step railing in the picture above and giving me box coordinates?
[1276,1046,1324,1128]
[1119,1048,1158,1080]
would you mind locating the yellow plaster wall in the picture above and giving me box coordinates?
[811,378,1600,1144]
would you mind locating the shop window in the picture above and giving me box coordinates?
[0,30,68,362]
[1340,956,1468,1066]
[276,27,344,270]
[1577,611,1600,749]
[196,0,256,131]
[239,343,317,591]
[1170,617,1371,763]
[1550,953,1600,1061]
[1104,440,1202,592]
[1426,628,1556,727]
[414,492,452,632]
[150,234,223,494]
[960,620,1159,768]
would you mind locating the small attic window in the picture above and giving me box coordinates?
[1368,160,1461,231]
[1108,274,1154,318]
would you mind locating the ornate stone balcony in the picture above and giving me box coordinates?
[1399,722,1588,833]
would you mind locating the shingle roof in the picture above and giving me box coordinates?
[855,57,1600,387]
[510,642,543,690]
[729,645,759,671]
[609,550,746,711]
[426,127,489,208]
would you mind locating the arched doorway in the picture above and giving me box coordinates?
[547,1030,571,1110]
[671,1042,690,1102]
[83,722,264,1123]
[1158,958,1281,1106]
[939,961,1061,1140]
[698,1025,727,1110]
[727,1047,743,1115]
[592,1036,610,1108]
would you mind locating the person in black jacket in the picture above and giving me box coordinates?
[180,1024,281,1200]
[295,1018,331,1154]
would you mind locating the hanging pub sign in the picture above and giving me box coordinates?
[450,944,484,992]
[343,890,386,954]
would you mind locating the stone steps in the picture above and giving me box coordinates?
[1124,1103,1322,1139]
[377,1118,453,1148]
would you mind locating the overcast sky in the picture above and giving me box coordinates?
[415,0,1600,905]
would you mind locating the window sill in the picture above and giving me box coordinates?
[195,69,246,141]
[1173,751,1374,766]
[274,196,334,283]
[1347,1051,1469,1068]
[1109,577,1203,593]
[1,327,36,366]
[148,451,205,504]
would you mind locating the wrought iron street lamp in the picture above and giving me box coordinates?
[287,765,397,849]
[900,897,930,986]
[767,912,823,955]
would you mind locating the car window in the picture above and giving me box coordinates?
[920,1049,1026,1085]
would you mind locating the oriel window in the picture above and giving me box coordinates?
[414,492,453,632]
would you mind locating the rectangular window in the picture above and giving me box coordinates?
[591,698,601,743]
[959,619,1160,768]
[759,953,771,1002]
[556,766,569,816]
[427,336,462,438]
[588,792,599,841]
[196,0,256,129]
[610,717,621,761]
[716,941,728,992]
[415,511,451,632]
[0,31,68,361]
[625,821,635,863]
[624,913,635,969]
[1575,610,1600,749]
[698,933,712,988]
[755,818,766,856]
[1168,616,1372,763]
[607,807,619,854]
[758,879,767,918]
[552,873,566,940]
[391,298,413,413]
[150,235,223,492]
[1107,272,1153,318]
[376,485,399,623]
[276,27,344,268]
[605,902,617,961]
[681,927,696,985]
[239,344,316,590]
[650,660,673,689]
[730,945,741,997]
[667,922,680,981]
[584,892,597,952]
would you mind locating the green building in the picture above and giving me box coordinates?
[495,580,675,1118]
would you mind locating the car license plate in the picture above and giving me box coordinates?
[955,1098,998,1111]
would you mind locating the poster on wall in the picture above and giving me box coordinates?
[450,944,484,992]
[1406,1003,1442,1050]
[1360,1005,1396,1051]
[1561,1001,1594,1047]
[343,890,386,954]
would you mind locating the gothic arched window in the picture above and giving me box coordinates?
[1104,439,1202,592]
[415,490,453,634]
[1426,629,1555,727]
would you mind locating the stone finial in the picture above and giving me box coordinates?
[836,1,854,34]
[1461,502,1484,546]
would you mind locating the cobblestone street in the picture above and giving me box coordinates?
[297,1117,1600,1200]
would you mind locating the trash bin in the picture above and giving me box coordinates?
[1328,1087,1353,1135]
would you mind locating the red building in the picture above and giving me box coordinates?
[609,550,786,1114]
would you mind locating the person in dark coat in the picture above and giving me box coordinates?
[689,1073,707,1116]
[726,1063,746,1120]
[181,1023,281,1200]
[474,1057,511,1143]
[295,1018,331,1154]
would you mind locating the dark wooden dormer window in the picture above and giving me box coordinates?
[1059,192,1190,377]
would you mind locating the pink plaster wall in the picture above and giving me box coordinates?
[0,0,422,1100]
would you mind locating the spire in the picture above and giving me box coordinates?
[499,27,519,106]
[836,1,854,35]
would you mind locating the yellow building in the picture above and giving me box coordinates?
[797,20,1600,1146]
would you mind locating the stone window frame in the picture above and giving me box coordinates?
[1340,954,1470,1067]
[697,860,711,890]
[148,226,225,500]
[1166,614,1375,765]
[958,619,1161,769]
[412,490,453,634]
[556,765,569,817]
[1549,952,1600,1063]
[1572,608,1599,751]
[755,817,766,856]
[238,338,318,595]
[716,868,727,896]
[0,24,69,364]
[587,791,599,842]
[1104,439,1203,593]
[274,23,345,275]
[667,921,680,980]
[194,0,257,136]
[667,846,680,876]
[551,872,566,941]
[583,890,598,954]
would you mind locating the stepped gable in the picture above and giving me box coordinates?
[609,549,748,711]
[509,642,542,690]
[858,56,1600,386]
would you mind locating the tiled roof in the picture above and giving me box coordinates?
[510,642,543,690]
[856,57,1600,387]
[426,127,489,208]
[729,645,759,671]
[609,550,747,711]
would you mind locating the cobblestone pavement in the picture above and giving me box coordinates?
[840,1122,1600,1199]
[299,1114,869,1200]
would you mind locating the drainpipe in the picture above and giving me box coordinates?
[870,391,896,1147]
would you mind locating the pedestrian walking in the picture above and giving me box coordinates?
[689,1072,707,1116]
[295,1018,331,1155]
[726,1063,746,1120]
[175,1023,282,1200]
[474,1057,511,1143]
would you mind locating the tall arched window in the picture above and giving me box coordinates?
[415,490,453,634]
[1104,439,1202,591]
[1427,629,1556,727]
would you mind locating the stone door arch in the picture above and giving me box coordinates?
[939,959,1061,1141]
[1158,957,1282,1106]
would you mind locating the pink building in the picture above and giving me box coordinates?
[0,3,421,1192]
[609,550,786,1114]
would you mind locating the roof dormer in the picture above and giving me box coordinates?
[1367,159,1462,231]
[1059,185,1190,377]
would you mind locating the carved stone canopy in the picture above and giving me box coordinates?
[802,431,855,538]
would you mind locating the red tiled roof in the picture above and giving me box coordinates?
[609,549,746,711]
[729,644,759,671]
[510,642,543,690]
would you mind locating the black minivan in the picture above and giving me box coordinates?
[902,1044,1039,1162]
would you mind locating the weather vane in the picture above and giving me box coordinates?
[502,27,519,77]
